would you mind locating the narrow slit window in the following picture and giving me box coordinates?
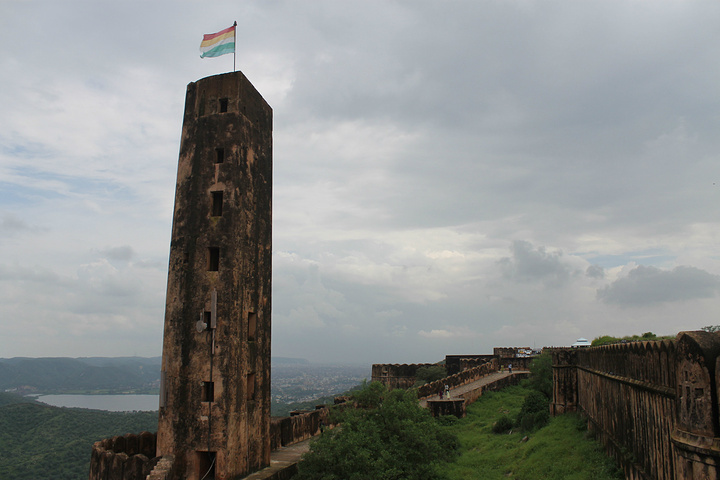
[212,191,223,217]
[203,311,211,329]
[201,381,214,402]
[219,98,229,113]
[246,373,256,401]
[208,247,219,271]
[248,312,257,341]
[215,148,225,164]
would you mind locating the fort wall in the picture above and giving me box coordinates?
[88,431,159,480]
[552,331,720,480]
[90,407,337,480]
[417,358,499,400]
[270,408,334,450]
[371,363,439,389]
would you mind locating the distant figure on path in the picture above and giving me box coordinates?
[508,363,513,374]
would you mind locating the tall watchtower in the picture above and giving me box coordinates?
[157,71,272,480]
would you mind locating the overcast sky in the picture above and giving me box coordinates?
[2,1,720,365]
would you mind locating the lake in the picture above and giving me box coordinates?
[36,394,159,412]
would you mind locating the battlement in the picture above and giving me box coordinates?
[88,432,159,480]
[370,363,440,389]
[551,331,720,479]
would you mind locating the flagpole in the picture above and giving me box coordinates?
[233,21,237,72]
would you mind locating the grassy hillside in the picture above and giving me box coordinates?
[443,385,622,479]
[0,399,157,480]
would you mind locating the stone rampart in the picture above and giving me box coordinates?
[371,363,440,389]
[270,407,333,450]
[88,431,159,480]
[445,355,496,375]
[552,331,720,480]
[417,359,498,400]
[459,372,528,405]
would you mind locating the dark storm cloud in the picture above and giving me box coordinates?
[598,265,720,306]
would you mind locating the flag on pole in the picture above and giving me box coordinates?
[200,24,236,58]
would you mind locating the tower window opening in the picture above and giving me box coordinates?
[215,148,225,164]
[208,247,220,271]
[201,381,215,402]
[196,451,216,480]
[247,312,257,341]
[211,191,223,217]
[219,98,229,113]
[247,373,256,401]
[203,311,212,329]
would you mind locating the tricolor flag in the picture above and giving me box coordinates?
[200,23,236,59]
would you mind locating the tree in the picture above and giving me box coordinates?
[515,390,550,432]
[295,382,458,480]
[528,351,552,398]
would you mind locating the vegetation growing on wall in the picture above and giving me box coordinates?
[591,331,674,346]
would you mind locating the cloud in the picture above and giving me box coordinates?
[3,1,720,362]
[101,246,135,262]
[418,327,478,340]
[586,265,605,279]
[498,240,577,287]
[0,214,36,237]
[598,265,720,306]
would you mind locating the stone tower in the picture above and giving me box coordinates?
[157,71,272,480]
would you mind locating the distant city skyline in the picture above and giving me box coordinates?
[2,1,720,365]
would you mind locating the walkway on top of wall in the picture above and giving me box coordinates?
[419,370,527,408]
[241,437,314,480]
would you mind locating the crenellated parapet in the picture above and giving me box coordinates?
[371,363,440,389]
[417,358,499,400]
[88,431,160,480]
[551,331,720,480]
[269,406,337,450]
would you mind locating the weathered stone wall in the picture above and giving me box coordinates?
[88,431,158,480]
[445,355,496,375]
[460,372,528,406]
[156,71,273,480]
[371,363,440,389]
[270,408,333,450]
[417,359,498,400]
[552,331,720,480]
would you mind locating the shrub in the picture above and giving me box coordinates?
[492,414,514,434]
[516,390,549,432]
[295,382,459,480]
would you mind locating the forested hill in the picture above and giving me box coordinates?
[0,357,162,394]
[0,356,313,395]
[0,392,157,480]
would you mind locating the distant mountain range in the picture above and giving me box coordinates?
[0,357,162,394]
[0,356,312,394]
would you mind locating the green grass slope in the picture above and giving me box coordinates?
[443,385,622,480]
